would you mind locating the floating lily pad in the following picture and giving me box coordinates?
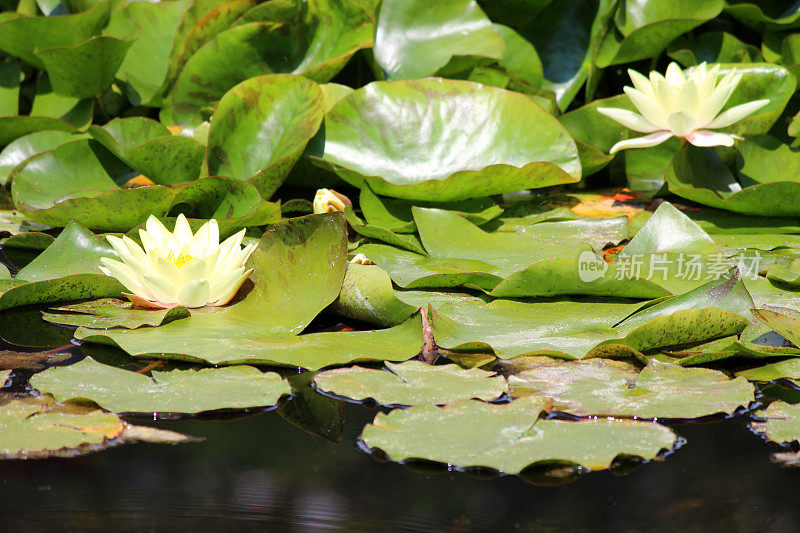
[0,116,76,147]
[344,208,427,255]
[434,270,753,360]
[667,31,762,66]
[314,360,507,406]
[508,358,754,418]
[360,397,678,473]
[76,214,423,369]
[0,397,123,459]
[88,117,205,185]
[331,263,417,327]
[43,299,190,329]
[751,401,800,445]
[31,358,291,414]
[206,74,325,197]
[322,78,581,201]
[373,0,503,80]
[737,359,800,381]
[725,2,800,30]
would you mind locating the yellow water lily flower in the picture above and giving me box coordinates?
[598,62,769,154]
[99,214,255,309]
[313,188,351,214]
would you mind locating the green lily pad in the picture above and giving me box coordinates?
[322,78,581,201]
[88,117,205,185]
[725,2,800,30]
[31,358,291,414]
[330,263,418,327]
[0,130,86,186]
[35,36,132,99]
[314,360,507,406]
[508,358,754,418]
[75,214,422,369]
[667,31,762,66]
[750,307,800,347]
[360,397,678,473]
[43,299,190,329]
[164,0,373,125]
[751,401,800,446]
[344,208,427,255]
[206,74,325,197]
[373,0,503,80]
[103,0,191,105]
[0,116,76,147]
[0,221,124,311]
[595,0,724,67]
[737,358,800,381]
[0,57,20,116]
[359,183,502,233]
[434,270,753,360]
[0,397,123,458]
[0,1,112,69]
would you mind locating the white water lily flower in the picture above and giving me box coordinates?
[349,253,373,265]
[313,188,350,214]
[99,214,256,309]
[597,62,769,154]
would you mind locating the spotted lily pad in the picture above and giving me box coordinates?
[751,401,800,445]
[360,397,678,473]
[314,360,507,406]
[508,358,754,418]
[31,358,291,414]
[737,359,800,381]
[322,78,581,201]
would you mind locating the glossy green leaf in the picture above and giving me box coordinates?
[667,31,762,66]
[344,208,427,254]
[373,0,503,80]
[595,0,724,67]
[35,36,132,99]
[206,74,325,197]
[0,117,76,147]
[277,371,345,444]
[725,2,800,30]
[0,130,86,186]
[89,117,205,185]
[737,358,800,381]
[322,79,581,201]
[314,360,507,406]
[361,397,678,473]
[31,358,291,414]
[29,74,94,129]
[165,0,373,124]
[103,0,191,105]
[0,1,111,69]
[0,58,21,116]
[508,358,754,418]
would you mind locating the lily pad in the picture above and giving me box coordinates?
[508,358,754,418]
[0,116,76,147]
[330,263,418,327]
[314,360,507,406]
[0,221,124,311]
[35,36,132,99]
[737,359,800,381]
[31,358,291,414]
[43,299,190,329]
[206,74,325,197]
[751,401,800,445]
[0,397,123,459]
[88,117,205,185]
[373,0,504,80]
[0,130,87,186]
[360,397,678,473]
[322,78,581,201]
[725,2,800,30]
[343,208,427,255]
[75,214,423,369]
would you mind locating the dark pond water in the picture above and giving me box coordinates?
[2,388,800,532]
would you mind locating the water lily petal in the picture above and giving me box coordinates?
[142,273,179,304]
[178,258,208,284]
[176,279,211,308]
[623,87,667,128]
[696,71,741,126]
[123,293,169,309]
[209,268,253,306]
[99,258,150,299]
[706,99,770,129]
[154,256,181,283]
[684,130,741,147]
[173,213,194,246]
[666,111,695,137]
[695,64,719,101]
[628,69,654,98]
[596,107,659,133]
[608,131,673,154]
[665,62,685,86]
[145,215,170,245]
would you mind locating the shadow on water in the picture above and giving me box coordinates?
[0,400,799,532]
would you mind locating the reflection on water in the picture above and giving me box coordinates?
[1,400,799,531]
